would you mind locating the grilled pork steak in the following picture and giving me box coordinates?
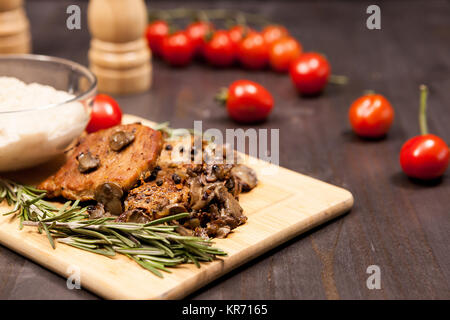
[38,124,163,201]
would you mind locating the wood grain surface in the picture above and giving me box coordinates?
[0,0,449,299]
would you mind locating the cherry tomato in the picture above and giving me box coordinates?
[237,31,270,69]
[289,52,331,95]
[349,94,395,138]
[186,21,214,56]
[86,94,122,133]
[262,25,289,46]
[204,30,235,67]
[400,135,449,180]
[145,20,169,56]
[228,25,254,47]
[220,80,274,123]
[399,85,449,180]
[228,25,246,47]
[269,36,302,72]
[161,31,194,67]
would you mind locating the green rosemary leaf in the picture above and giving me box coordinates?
[68,227,112,244]
[39,221,55,249]
[145,239,175,257]
[126,254,163,277]
[107,228,138,248]
[144,212,189,226]
[136,255,185,265]
[114,247,166,256]
[24,192,47,206]
[185,252,200,268]
[58,239,116,257]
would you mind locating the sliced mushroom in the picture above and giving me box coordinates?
[186,218,201,228]
[214,185,246,227]
[231,164,258,191]
[117,209,151,223]
[94,182,124,215]
[77,151,100,173]
[216,226,231,238]
[158,203,187,217]
[204,165,218,183]
[189,177,205,210]
[109,130,135,151]
[87,203,106,219]
[176,224,194,236]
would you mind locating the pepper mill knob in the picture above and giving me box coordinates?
[88,0,152,95]
[0,0,31,54]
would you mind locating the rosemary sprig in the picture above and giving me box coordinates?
[0,179,226,278]
[0,179,88,227]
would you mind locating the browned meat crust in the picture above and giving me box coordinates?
[38,124,163,201]
[121,166,190,222]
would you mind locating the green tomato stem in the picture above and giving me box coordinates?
[214,87,229,106]
[419,84,428,135]
[328,74,349,85]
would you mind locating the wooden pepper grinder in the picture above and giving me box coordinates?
[88,0,152,94]
[0,0,31,54]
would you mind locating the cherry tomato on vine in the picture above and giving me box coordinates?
[289,52,331,95]
[186,21,214,56]
[269,36,302,72]
[262,25,289,46]
[145,20,169,56]
[349,93,395,138]
[204,30,235,67]
[86,94,122,133]
[400,85,449,180]
[237,31,270,69]
[161,31,195,67]
[228,25,246,47]
[217,80,274,123]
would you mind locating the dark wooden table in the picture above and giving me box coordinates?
[1,0,449,300]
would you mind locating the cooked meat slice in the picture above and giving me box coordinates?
[121,167,190,221]
[38,124,163,201]
[231,164,258,191]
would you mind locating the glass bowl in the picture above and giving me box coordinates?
[0,54,97,171]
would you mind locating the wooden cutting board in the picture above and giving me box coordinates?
[0,114,353,299]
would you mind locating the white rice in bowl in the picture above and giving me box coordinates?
[0,77,89,171]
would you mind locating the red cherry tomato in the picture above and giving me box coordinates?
[228,25,246,47]
[237,31,270,69]
[262,25,289,46]
[400,135,449,180]
[222,80,274,123]
[161,31,195,67]
[204,30,235,67]
[399,85,449,180]
[145,20,169,56]
[269,36,302,72]
[349,94,395,138]
[186,21,214,56]
[289,52,331,95]
[86,94,122,133]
